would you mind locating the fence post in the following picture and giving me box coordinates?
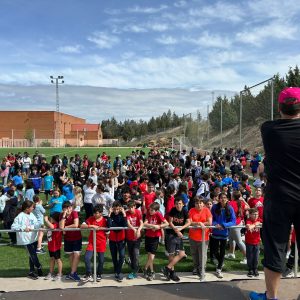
[200,226,206,281]
[11,129,14,147]
[294,238,298,278]
[93,228,97,283]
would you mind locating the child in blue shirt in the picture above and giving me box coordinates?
[43,170,54,202]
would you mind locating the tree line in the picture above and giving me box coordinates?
[101,110,197,141]
[208,66,300,132]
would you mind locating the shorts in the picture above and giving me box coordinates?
[262,197,300,273]
[145,236,159,254]
[64,239,82,254]
[165,234,184,255]
[49,249,61,259]
[44,190,53,195]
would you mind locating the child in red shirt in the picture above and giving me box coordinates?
[142,183,156,216]
[81,204,107,282]
[143,202,168,281]
[44,212,63,281]
[248,187,264,220]
[126,201,143,279]
[245,208,262,278]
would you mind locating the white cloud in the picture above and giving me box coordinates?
[174,1,187,8]
[236,21,298,46]
[189,2,245,23]
[123,24,147,33]
[183,32,232,49]
[156,35,178,45]
[57,45,82,54]
[128,5,168,14]
[87,32,120,49]
[147,23,169,32]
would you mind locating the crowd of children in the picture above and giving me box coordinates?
[0,148,298,283]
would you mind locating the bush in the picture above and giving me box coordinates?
[40,140,51,147]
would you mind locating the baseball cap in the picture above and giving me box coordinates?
[278,87,300,104]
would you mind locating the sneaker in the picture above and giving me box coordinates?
[192,268,199,275]
[82,274,93,282]
[147,271,155,281]
[65,273,71,280]
[69,272,81,282]
[37,267,43,277]
[143,269,148,278]
[36,248,46,255]
[127,272,137,279]
[253,270,259,277]
[44,273,53,280]
[248,291,267,300]
[96,274,102,282]
[52,274,62,281]
[169,270,180,282]
[240,258,247,264]
[215,269,223,279]
[247,270,254,278]
[224,253,235,259]
[161,266,171,281]
[28,272,38,280]
[282,267,293,278]
[115,273,123,282]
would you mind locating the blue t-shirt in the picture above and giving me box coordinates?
[25,188,35,201]
[62,184,74,201]
[49,195,67,215]
[222,177,234,186]
[44,175,54,191]
[12,175,23,186]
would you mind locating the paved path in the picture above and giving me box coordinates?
[0,272,299,299]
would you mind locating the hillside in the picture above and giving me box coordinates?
[122,121,264,153]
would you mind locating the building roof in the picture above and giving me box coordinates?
[71,124,100,132]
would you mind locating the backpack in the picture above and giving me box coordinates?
[1,164,6,171]
[200,182,210,199]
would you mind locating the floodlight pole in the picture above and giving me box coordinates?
[50,75,64,147]
[239,76,275,149]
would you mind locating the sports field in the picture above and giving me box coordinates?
[0,147,148,160]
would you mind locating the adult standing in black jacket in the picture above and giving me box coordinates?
[3,189,18,244]
[250,87,300,300]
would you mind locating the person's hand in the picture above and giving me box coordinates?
[136,229,141,239]
[24,227,31,232]
[177,231,183,238]
[44,216,49,222]
[215,224,223,230]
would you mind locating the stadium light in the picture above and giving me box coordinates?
[50,75,64,147]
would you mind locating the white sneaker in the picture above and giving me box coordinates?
[52,274,62,281]
[282,268,293,278]
[224,253,235,259]
[44,273,53,280]
[240,258,247,264]
[215,269,223,279]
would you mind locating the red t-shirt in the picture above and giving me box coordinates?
[60,211,82,241]
[228,200,246,225]
[47,223,62,252]
[145,211,165,238]
[139,182,148,194]
[245,219,261,245]
[188,207,212,241]
[291,228,296,243]
[126,209,142,241]
[143,191,156,214]
[248,197,264,220]
[85,216,107,252]
[165,195,175,219]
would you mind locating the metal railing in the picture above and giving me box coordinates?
[0,225,298,283]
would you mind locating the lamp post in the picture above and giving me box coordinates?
[50,75,64,147]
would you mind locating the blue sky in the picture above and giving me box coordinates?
[0,0,300,122]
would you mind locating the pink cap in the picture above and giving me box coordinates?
[278,87,300,104]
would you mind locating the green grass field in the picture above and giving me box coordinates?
[0,147,148,160]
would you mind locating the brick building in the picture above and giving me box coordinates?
[0,111,103,147]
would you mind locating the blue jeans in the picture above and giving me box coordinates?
[26,241,41,272]
[127,239,141,273]
[84,250,105,275]
[109,240,125,274]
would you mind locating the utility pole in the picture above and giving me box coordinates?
[50,75,64,147]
